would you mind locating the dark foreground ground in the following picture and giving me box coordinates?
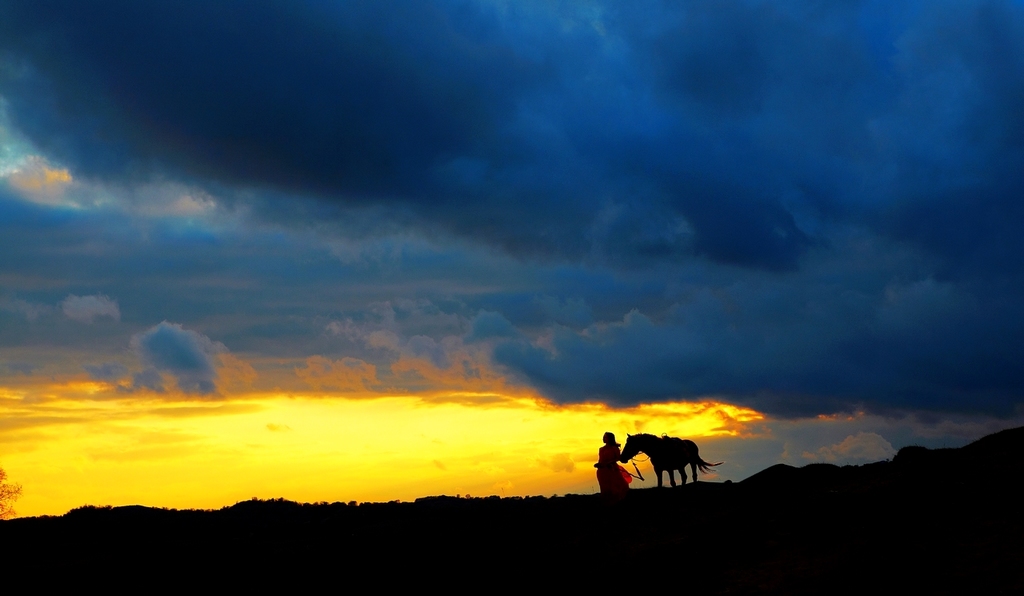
[4,427,1024,592]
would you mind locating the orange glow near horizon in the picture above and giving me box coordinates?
[0,382,766,518]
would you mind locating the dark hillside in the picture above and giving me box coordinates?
[3,427,1023,592]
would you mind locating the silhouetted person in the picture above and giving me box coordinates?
[595,432,631,504]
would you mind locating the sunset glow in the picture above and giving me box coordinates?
[2,382,765,516]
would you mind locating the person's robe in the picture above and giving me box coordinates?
[596,444,631,503]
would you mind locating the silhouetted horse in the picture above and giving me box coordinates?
[619,433,722,487]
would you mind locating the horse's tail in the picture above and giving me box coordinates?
[684,439,723,474]
[695,458,724,474]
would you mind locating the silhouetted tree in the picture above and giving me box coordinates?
[0,466,22,520]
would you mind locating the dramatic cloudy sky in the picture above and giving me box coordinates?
[2,0,1023,515]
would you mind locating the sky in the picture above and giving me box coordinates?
[2,0,1024,516]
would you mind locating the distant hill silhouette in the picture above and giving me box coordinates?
[742,425,1024,493]
[3,426,1023,592]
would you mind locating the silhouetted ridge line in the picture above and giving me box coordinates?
[739,425,1024,494]
[2,426,1022,592]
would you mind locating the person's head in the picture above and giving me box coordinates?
[603,432,619,446]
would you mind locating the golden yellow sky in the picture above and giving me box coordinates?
[0,377,765,517]
[4,347,1002,520]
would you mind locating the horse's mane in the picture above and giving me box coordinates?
[629,433,660,440]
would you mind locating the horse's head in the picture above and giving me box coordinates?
[619,434,640,463]
[619,433,659,462]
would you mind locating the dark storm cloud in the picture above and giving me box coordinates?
[872,2,1024,282]
[0,0,539,195]
[3,1,1024,418]
[492,260,1024,417]
[0,0,846,270]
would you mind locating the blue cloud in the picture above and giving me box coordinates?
[466,311,519,343]
[130,322,225,395]
[491,271,1024,416]
[83,362,128,381]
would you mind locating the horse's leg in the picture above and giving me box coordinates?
[668,469,677,487]
[679,467,687,485]
[691,462,698,483]
[655,466,664,488]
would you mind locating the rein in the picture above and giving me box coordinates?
[624,452,649,481]
[628,459,645,481]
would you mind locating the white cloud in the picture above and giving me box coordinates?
[0,296,51,321]
[807,432,896,464]
[61,294,120,323]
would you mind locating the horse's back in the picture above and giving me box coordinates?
[677,438,696,450]
[662,437,695,462]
